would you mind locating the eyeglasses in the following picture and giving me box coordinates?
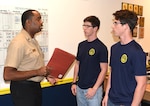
[82,25,93,28]
[113,21,125,25]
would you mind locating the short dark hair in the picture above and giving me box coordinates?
[83,16,100,30]
[21,9,37,29]
[113,10,138,34]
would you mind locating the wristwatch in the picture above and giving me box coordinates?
[72,82,77,85]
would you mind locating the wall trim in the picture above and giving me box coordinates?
[0,78,73,95]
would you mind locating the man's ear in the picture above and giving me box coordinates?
[94,26,99,31]
[26,19,31,25]
[25,19,32,28]
[123,23,130,31]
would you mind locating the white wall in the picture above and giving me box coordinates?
[47,0,150,77]
[0,0,150,89]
